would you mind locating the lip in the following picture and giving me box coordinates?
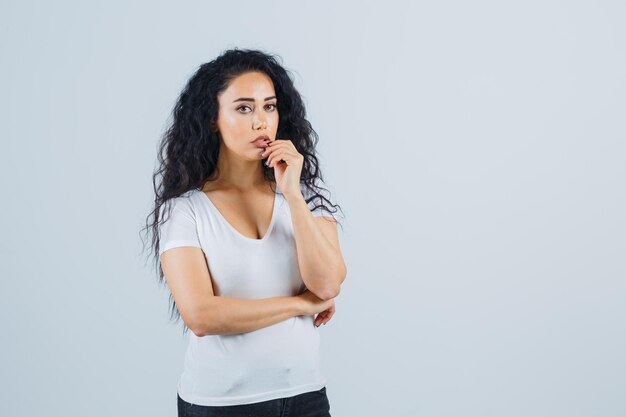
[252,134,271,148]
[252,134,270,143]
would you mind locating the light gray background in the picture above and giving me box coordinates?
[1,1,624,416]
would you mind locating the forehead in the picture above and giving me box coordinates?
[219,71,275,100]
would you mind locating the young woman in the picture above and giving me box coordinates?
[143,48,346,416]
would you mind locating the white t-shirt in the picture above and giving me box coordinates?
[158,183,331,406]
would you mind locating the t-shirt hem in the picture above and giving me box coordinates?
[177,379,327,406]
[159,240,202,255]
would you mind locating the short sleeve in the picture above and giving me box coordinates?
[158,195,202,256]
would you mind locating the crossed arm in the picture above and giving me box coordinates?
[285,192,347,300]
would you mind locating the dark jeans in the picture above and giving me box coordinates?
[177,386,331,417]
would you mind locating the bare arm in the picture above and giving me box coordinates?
[284,191,347,300]
[160,246,331,337]
[196,295,301,336]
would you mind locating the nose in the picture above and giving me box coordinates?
[253,114,267,130]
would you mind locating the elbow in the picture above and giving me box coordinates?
[190,325,206,337]
[188,305,213,337]
[189,315,209,337]
[319,284,341,301]
[191,321,218,337]
[317,270,346,301]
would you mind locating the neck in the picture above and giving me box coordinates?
[207,146,271,192]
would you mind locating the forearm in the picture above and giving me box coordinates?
[286,192,344,299]
[196,295,303,336]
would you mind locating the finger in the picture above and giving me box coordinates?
[265,148,279,166]
[267,140,296,156]
[268,150,294,168]
[264,149,280,167]
[323,307,335,325]
[268,139,291,148]
[323,309,333,324]
[268,149,290,167]
[324,311,334,324]
[315,312,328,327]
[261,140,285,154]
[261,143,281,159]
[320,310,330,324]
[260,146,272,158]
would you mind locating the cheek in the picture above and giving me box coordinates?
[218,113,247,132]
[268,112,279,128]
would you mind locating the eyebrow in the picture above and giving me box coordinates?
[232,96,277,103]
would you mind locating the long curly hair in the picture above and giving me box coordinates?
[140,47,344,335]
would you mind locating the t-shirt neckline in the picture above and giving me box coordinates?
[196,187,279,243]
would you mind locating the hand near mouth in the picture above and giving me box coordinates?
[260,139,304,199]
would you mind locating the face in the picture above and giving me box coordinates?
[212,71,279,161]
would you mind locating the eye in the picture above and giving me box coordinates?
[236,103,277,113]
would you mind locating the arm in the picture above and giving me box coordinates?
[285,191,347,301]
[197,295,303,336]
[161,246,306,337]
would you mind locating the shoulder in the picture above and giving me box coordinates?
[161,189,201,217]
[170,189,199,205]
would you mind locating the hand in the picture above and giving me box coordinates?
[261,139,303,198]
[296,289,335,319]
[313,299,335,327]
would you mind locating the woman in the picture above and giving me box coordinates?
[143,48,347,416]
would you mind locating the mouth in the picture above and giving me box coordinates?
[252,134,270,143]
[252,134,271,148]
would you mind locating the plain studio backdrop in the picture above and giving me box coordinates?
[1,1,624,416]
